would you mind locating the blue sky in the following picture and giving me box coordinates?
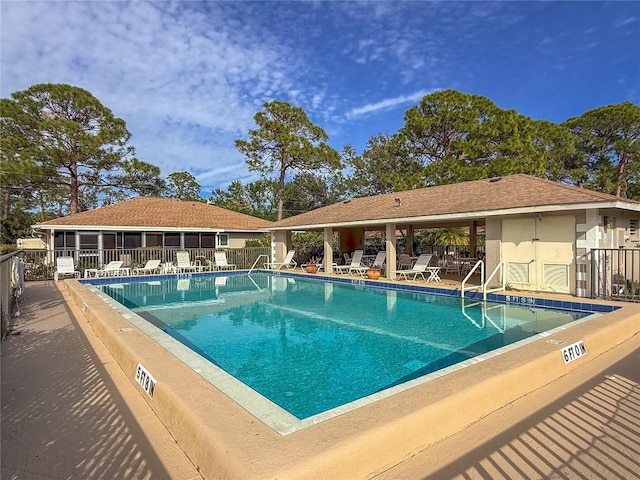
[2,1,638,198]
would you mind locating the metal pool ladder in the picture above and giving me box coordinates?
[461,260,505,301]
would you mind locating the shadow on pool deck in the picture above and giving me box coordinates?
[1,281,202,480]
[2,280,639,479]
[375,336,640,480]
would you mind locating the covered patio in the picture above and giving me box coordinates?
[267,175,640,298]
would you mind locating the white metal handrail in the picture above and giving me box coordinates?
[483,261,505,301]
[248,254,270,274]
[461,260,484,299]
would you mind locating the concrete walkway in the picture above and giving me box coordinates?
[1,281,202,480]
[2,281,639,479]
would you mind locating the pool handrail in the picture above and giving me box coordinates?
[461,260,484,299]
[249,254,270,274]
[483,261,505,301]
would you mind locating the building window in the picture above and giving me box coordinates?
[201,233,216,248]
[630,219,638,239]
[184,233,199,248]
[54,232,76,249]
[165,233,180,248]
[124,232,142,248]
[103,233,123,250]
[79,233,99,250]
[145,233,163,247]
[218,233,229,247]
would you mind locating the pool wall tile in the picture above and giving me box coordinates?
[80,270,620,315]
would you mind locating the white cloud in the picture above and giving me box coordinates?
[0,1,310,193]
[615,16,637,28]
[2,0,637,194]
[346,90,432,118]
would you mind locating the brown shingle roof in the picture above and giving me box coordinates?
[35,197,272,230]
[270,174,640,229]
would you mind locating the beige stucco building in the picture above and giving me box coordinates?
[267,175,640,298]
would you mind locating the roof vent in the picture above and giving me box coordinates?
[489,176,502,183]
[394,198,402,206]
[343,199,352,204]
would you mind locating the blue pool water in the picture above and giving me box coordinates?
[96,273,590,419]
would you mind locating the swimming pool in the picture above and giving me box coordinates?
[90,272,602,426]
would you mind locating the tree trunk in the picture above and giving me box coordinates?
[616,153,628,198]
[2,188,9,220]
[276,160,287,221]
[70,160,79,214]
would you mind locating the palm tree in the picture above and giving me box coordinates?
[416,227,469,257]
[436,227,469,248]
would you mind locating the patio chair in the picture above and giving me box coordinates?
[443,256,461,275]
[213,251,236,271]
[334,250,364,274]
[264,250,297,270]
[397,254,413,270]
[351,251,386,277]
[54,256,80,281]
[175,251,198,273]
[194,255,214,272]
[133,259,161,275]
[119,253,132,268]
[393,254,433,281]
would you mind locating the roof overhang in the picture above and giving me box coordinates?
[266,201,640,231]
[32,225,225,233]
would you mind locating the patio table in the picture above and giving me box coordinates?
[161,263,177,274]
[426,266,441,282]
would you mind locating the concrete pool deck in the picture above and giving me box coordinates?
[2,278,639,479]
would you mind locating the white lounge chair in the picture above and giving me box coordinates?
[213,251,236,271]
[264,250,297,270]
[334,250,364,274]
[351,251,386,277]
[54,256,80,281]
[176,251,197,273]
[394,254,433,281]
[85,261,125,278]
[133,259,161,275]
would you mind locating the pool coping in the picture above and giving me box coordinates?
[64,272,640,480]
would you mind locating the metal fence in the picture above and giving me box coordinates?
[2,247,274,339]
[591,248,640,302]
[14,247,270,281]
[0,252,19,339]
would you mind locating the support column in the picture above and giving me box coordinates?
[324,227,334,274]
[576,209,599,298]
[484,218,500,282]
[386,222,397,279]
[271,230,290,263]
